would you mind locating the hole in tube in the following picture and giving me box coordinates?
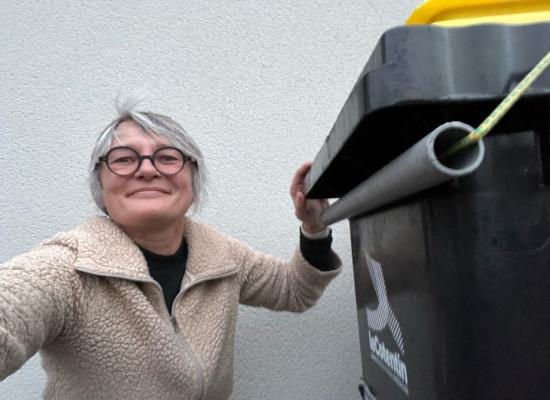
[434,127,481,170]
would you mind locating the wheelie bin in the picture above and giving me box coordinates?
[305,1,550,398]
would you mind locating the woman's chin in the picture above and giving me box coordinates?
[105,198,191,229]
[117,208,181,228]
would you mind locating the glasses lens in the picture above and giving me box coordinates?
[107,148,139,175]
[154,148,185,174]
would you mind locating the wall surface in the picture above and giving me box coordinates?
[0,1,420,399]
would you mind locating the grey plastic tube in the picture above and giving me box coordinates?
[320,121,485,225]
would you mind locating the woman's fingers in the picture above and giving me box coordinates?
[290,161,329,233]
[290,161,312,197]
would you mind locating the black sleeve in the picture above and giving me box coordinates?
[299,229,340,271]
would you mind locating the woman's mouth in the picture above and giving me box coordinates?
[128,187,170,196]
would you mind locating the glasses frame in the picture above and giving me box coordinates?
[96,146,192,176]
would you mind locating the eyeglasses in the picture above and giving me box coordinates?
[97,146,192,176]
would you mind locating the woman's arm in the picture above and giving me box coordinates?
[237,240,341,312]
[0,242,79,380]
[238,162,341,311]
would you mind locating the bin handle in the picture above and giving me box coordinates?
[319,121,484,225]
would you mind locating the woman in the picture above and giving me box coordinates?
[0,105,341,400]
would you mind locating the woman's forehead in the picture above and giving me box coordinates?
[111,120,169,149]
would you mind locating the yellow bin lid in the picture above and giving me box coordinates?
[407,0,550,26]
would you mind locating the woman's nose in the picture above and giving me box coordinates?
[135,157,160,178]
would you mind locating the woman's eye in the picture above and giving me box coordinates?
[158,156,179,163]
[112,157,134,164]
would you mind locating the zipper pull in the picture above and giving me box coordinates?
[171,317,180,333]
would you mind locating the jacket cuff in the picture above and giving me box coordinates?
[299,228,341,272]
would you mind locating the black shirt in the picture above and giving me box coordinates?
[139,240,188,313]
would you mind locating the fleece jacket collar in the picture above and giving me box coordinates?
[69,216,238,283]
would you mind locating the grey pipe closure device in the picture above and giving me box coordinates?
[320,121,485,225]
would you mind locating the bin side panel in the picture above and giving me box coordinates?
[351,204,439,399]
[351,128,550,399]
[462,130,550,399]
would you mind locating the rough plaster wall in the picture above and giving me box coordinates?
[0,1,421,399]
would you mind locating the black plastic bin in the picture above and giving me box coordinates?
[305,24,550,400]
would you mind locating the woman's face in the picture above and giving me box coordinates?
[99,120,194,230]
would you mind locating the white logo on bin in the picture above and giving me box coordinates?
[364,251,409,395]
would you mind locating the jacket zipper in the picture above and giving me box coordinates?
[169,270,239,400]
[74,267,240,400]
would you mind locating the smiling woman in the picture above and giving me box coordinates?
[96,120,196,251]
[0,102,342,400]
[89,104,208,216]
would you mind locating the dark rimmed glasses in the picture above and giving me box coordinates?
[97,146,192,176]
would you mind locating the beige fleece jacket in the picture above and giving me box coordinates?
[0,216,341,400]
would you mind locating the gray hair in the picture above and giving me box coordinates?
[89,102,207,214]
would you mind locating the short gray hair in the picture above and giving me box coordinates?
[89,102,207,214]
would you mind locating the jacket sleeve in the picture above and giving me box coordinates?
[236,240,342,312]
[0,242,79,380]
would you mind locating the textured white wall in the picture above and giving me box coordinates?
[0,1,421,399]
